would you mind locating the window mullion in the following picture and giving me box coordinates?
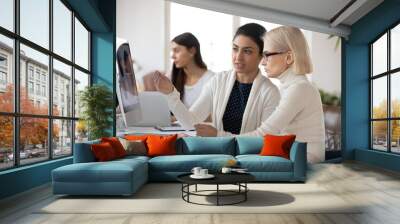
[13,0,20,167]
[388,30,391,152]
[71,10,76,153]
[49,0,54,160]
[370,45,373,149]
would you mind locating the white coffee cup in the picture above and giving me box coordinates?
[199,169,208,176]
[191,167,202,176]
[221,167,232,174]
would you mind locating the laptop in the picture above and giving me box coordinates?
[125,92,193,131]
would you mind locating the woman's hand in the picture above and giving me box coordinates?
[195,124,218,137]
[170,115,177,122]
[153,70,174,94]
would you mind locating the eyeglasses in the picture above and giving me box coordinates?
[262,51,285,59]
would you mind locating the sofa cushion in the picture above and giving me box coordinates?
[124,135,149,142]
[236,155,293,172]
[124,135,150,150]
[91,142,118,161]
[148,154,235,172]
[147,135,177,157]
[101,137,127,158]
[73,140,100,163]
[115,155,150,163]
[176,137,236,155]
[235,137,263,155]
[52,158,147,183]
[119,138,147,156]
[260,134,296,159]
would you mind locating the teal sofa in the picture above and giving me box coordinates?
[52,137,307,196]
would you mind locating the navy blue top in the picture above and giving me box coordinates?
[222,80,253,134]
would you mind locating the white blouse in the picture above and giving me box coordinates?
[182,70,214,108]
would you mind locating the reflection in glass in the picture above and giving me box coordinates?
[20,0,49,49]
[53,119,72,158]
[0,116,13,170]
[20,117,49,165]
[74,69,89,118]
[391,120,400,153]
[0,35,14,112]
[0,0,14,31]
[392,72,400,118]
[391,24,400,70]
[53,59,72,117]
[372,121,388,151]
[372,34,387,76]
[372,77,387,119]
[116,43,139,114]
[53,0,72,60]
[74,18,89,69]
[20,44,49,115]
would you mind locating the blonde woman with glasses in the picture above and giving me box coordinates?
[195,26,325,163]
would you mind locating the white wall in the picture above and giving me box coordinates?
[311,33,341,95]
[117,1,342,96]
[117,0,166,80]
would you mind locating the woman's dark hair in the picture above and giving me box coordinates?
[171,32,207,100]
[233,23,266,55]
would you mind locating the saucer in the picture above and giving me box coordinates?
[190,174,215,179]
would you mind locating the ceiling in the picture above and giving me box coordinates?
[226,0,353,23]
[169,0,384,38]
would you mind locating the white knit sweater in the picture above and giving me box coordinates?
[239,68,326,144]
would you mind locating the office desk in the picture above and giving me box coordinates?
[117,126,196,137]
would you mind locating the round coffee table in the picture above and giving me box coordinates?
[177,172,255,206]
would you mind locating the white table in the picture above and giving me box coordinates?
[117,126,196,137]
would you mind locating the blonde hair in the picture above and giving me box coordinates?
[264,26,312,75]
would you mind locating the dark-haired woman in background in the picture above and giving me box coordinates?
[148,32,214,109]
[154,23,280,134]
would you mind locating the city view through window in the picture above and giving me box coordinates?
[371,23,400,153]
[0,0,91,170]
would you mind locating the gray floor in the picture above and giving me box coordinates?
[1,161,400,224]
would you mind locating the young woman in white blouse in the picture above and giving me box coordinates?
[145,32,214,109]
[195,26,326,163]
[154,23,280,135]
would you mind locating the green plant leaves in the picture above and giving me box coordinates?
[319,89,341,106]
[79,84,113,140]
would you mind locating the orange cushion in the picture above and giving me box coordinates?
[91,142,118,161]
[146,134,177,157]
[101,137,127,158]
[124,135,150,142]
[259,134,296,159]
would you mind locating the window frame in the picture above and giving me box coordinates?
[0,0,92,171]
[0,53,7,88]
[370,20,400,154]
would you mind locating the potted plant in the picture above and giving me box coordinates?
[79,84,113,140]
[319,89,341,160]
